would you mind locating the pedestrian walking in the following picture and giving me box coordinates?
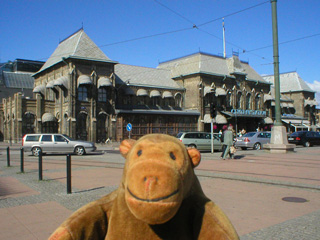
[221,125,234,160]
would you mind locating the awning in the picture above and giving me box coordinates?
[77,75,92,87]
[162,91,173,98]
[202,114,213,123]
[54,76,68,89]
[33,84,45,95]
[263,117,273,124]
[282,119,310,125]
[215,115,227,124]
[264,94,273,102]
[203,86,214,96]
[98,77,112,88]
[46,81,55,89]
[137,89,148,97]
[150,90,161,97]
[124,88,135,95]
[41,113,57,123]
[215,87,226,96]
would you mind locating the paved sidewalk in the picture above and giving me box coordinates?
[0,143,319,239]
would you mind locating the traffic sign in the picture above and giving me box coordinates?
[126,123,132,132]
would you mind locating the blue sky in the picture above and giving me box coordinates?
[1,0,319,103]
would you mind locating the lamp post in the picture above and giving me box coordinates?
[271,0,282,126]
[264,0,295,153]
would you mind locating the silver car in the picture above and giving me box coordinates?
[22,134,96,156]
[176,132,223,151]
[235,131,271,150]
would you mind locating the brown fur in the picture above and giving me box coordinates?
[49,134,239,240]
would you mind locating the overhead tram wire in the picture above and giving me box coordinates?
[244,32,320,53]
[154,0,271,62]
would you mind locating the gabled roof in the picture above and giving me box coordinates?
[35,29,116,75]
[115,64,183,90]
[157,52,268,84]
[2,71,34,89]
[263,72,314,93]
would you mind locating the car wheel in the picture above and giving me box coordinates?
[253,143,261,150]
[32,147,42,156]
[188,144,197,149]
[75,146,85,155]
[241,147,247,150]
[304,141,310,147]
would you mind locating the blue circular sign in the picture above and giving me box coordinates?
[126,123,132,132]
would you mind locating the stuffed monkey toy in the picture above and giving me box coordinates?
[49,134,239,240]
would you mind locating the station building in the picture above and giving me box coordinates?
[1,29,318,143]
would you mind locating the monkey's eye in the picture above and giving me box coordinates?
[169,152,176,160]
[137,150,142,156]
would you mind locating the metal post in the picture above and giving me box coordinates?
[6,147,10,167]
[211,119,214,154]
[271,0,282,126]
[38,151,43,180]
[66,154,72,194]
[20,148,24,173]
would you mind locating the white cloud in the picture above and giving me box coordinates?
[307,80,320,108]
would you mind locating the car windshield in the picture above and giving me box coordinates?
[62,134,74,141]
[243,132,256,138]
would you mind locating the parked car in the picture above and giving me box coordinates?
[176,132,223,151]
[22,134,96,156]
[235,131,271,150]
[288,131,320,147]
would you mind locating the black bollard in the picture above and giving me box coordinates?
[6,147,10,167]
[20,148,24,173]
[38,150,43,180]
[66,154,72,194]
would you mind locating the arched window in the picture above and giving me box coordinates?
[78,86,88,101]
[76,112,87,140]
[175,93,182,108]
[236,92,242,109]
[22,112,35,135]
[97,113,107,143]
[246,93,251,110]
[255,94,261,110]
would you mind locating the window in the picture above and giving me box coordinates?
[78,86,88,101]
[152,97,160,106]
[98,88,107,102]
[246,93,251,110]
[22,112,35,135]
[26,135,40,142]
[41,135,52,142]
[175,93,182,107]
[236,92,242,109]
[54,135,67,142]
[255,95,261,110]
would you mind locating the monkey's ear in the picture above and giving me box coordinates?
[119,139,136,158]
[187,148,201,168]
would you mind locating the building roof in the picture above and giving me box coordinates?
[157,52,268,84]
[115,64,183,90]
[2,71,34,89]
[263,71,314,93]
[35,29,115,75]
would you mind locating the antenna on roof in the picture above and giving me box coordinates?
[222,18,226,58]
[82,22,84,30]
